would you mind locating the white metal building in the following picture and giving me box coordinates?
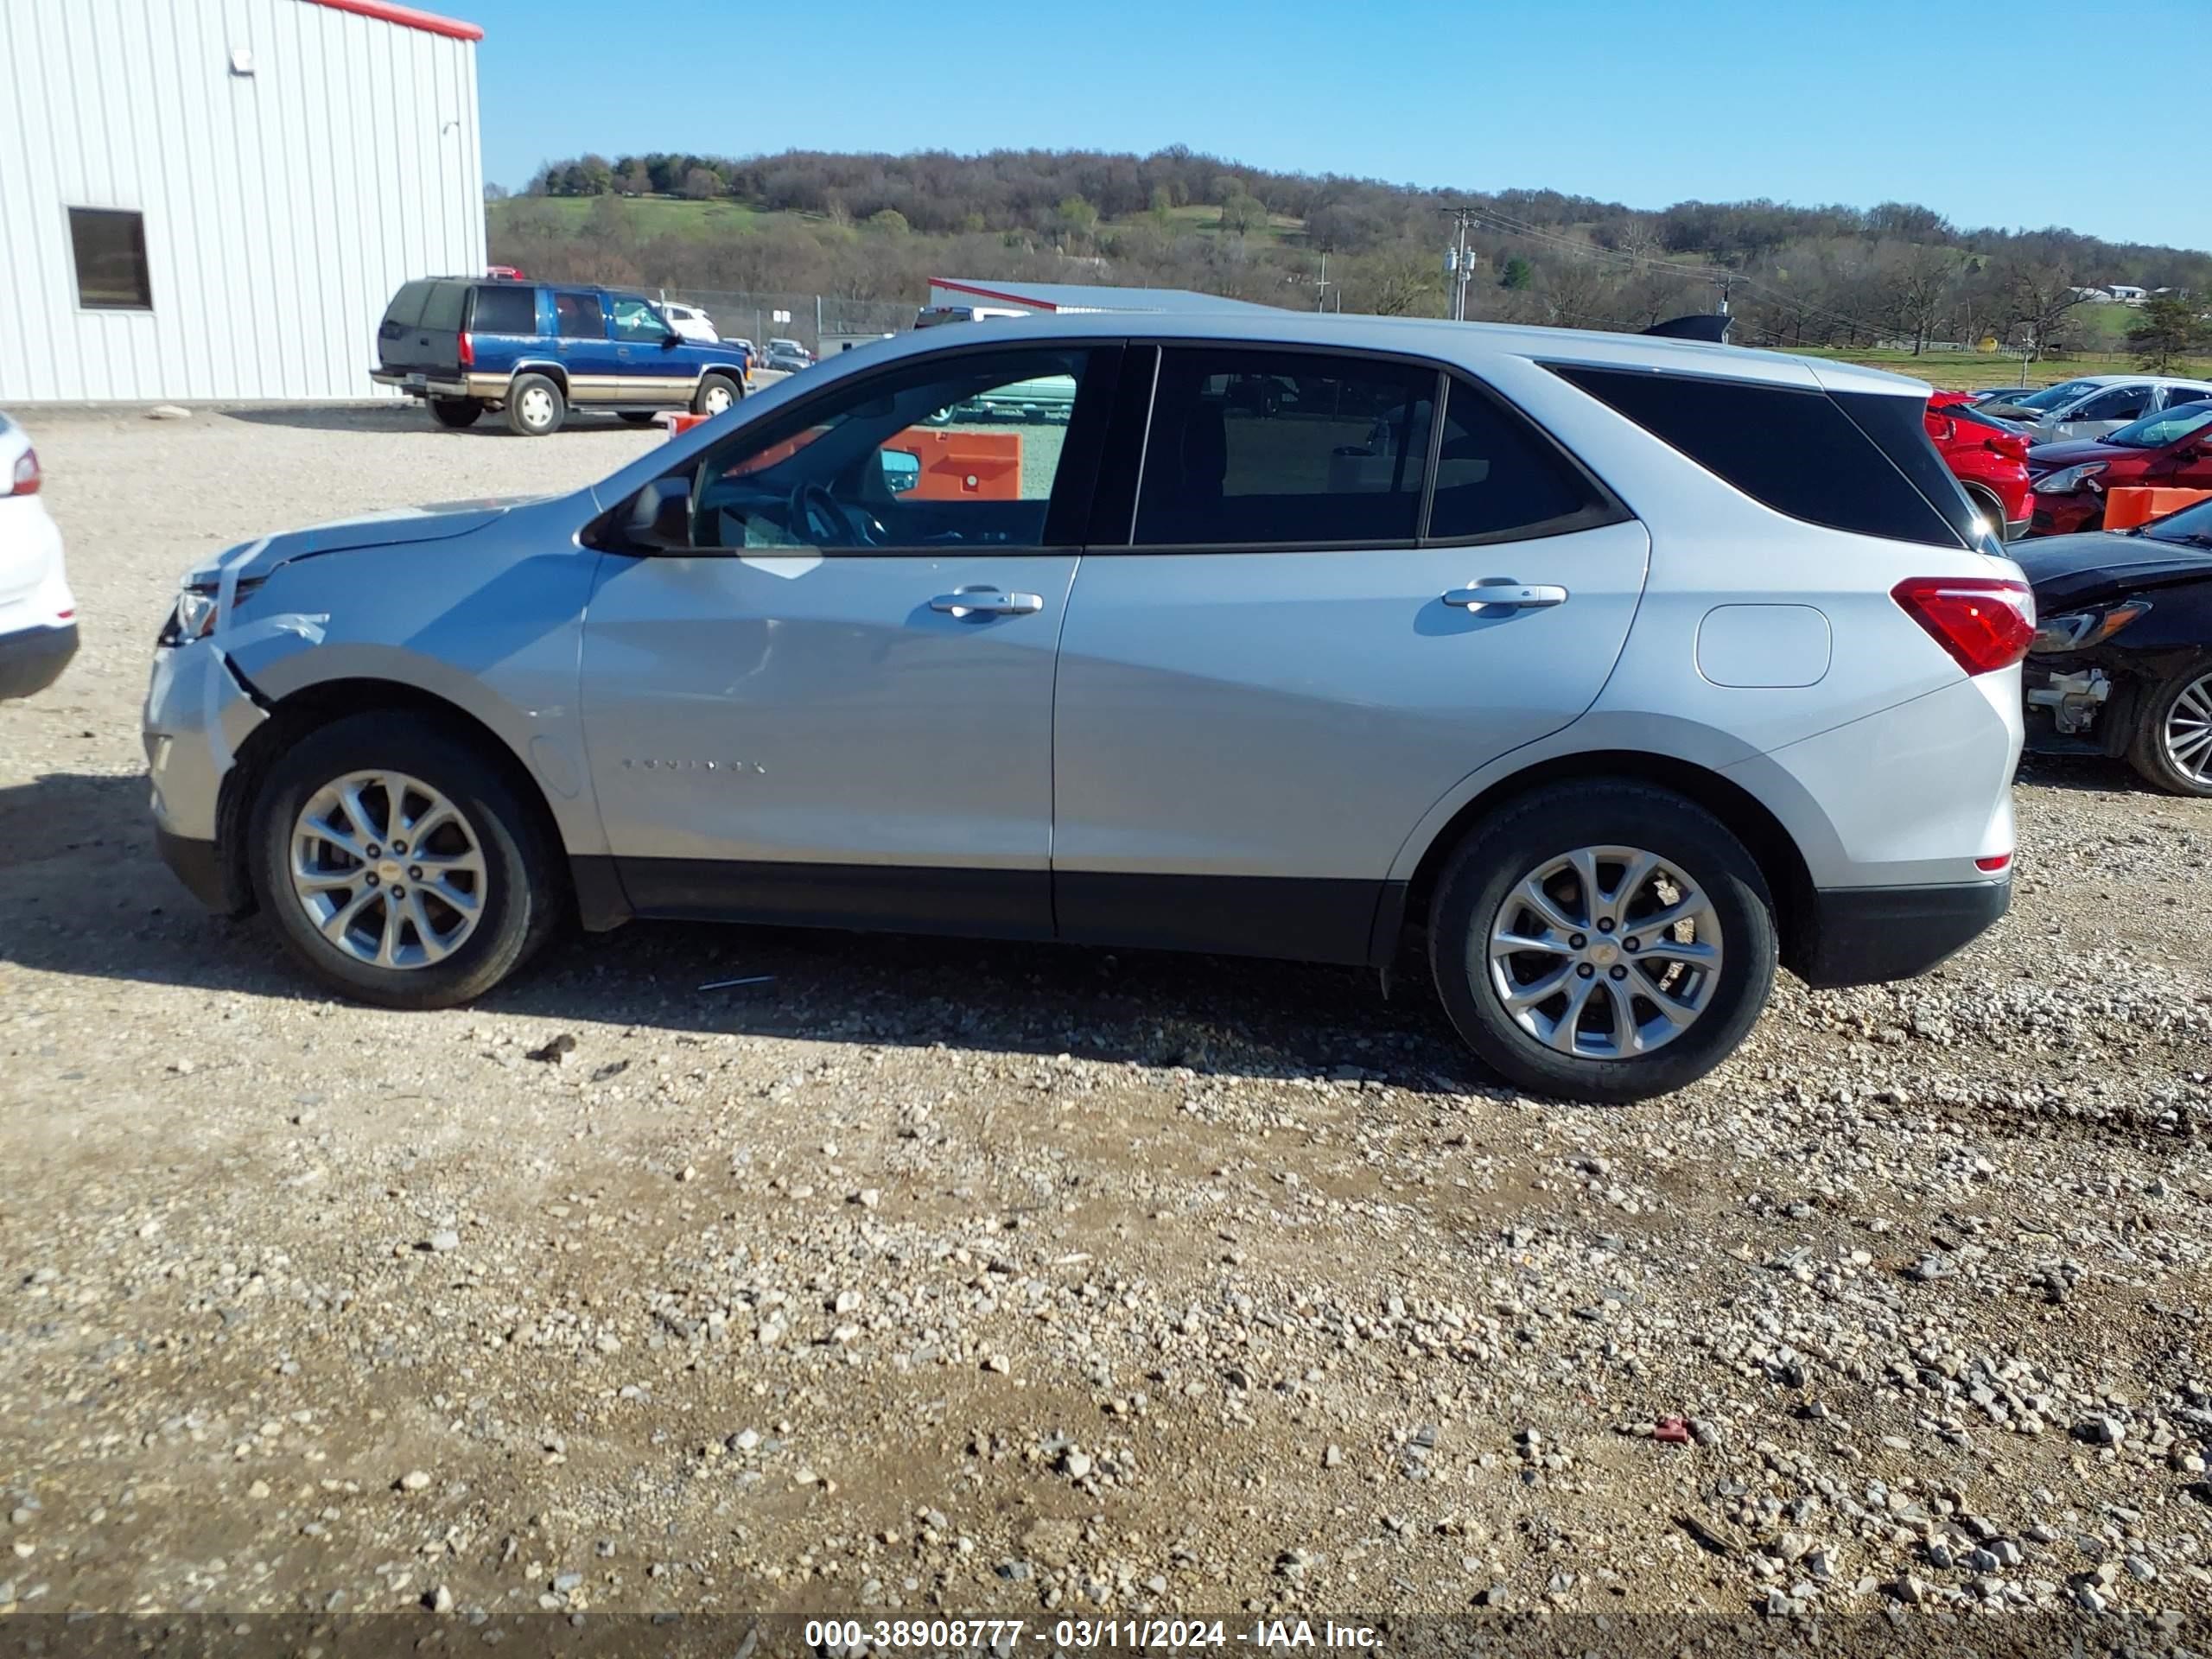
[0,0,486,404]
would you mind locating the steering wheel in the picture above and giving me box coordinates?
[790,482,886,548]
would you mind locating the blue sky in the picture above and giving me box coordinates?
[455,0,2209,253]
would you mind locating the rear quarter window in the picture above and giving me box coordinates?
[1549,365,1969,549]
[469,285,539,334]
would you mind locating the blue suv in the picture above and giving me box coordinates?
[372,277,750,436]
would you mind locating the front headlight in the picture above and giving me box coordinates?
[174,586,219,639]
[2031,462,2108,495]
[2029,600,2150,654]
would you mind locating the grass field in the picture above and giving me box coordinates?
[493,194,762,238]
[1130,202,1305,244]
[1813,345,2212,389]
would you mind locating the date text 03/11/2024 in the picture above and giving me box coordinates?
[801,1618,1383,1649]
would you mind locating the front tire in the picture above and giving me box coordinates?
[1427,783,1777,1103]
[693,372,742,417]
[2128,658,2212,797]
[246,713,563,1008]
[617,410,658,426]
[505,372,566,436]
[429,396,484,429]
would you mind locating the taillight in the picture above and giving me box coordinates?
[1987,433,2029,461]
[10,448,39,495]
[1975,853,2013,874]
[458,332,474,368]
[1891,576,2036,676]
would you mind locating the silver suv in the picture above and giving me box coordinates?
[144,314,2030,1102]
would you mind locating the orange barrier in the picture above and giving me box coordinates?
[659,411,709,439]
[2103,486,2212,530]
[882,428,1021,501]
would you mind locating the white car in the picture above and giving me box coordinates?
[0,411,76,701]
[659,301,719,344]
[1984,375,2212,444]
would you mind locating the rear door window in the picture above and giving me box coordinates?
[418,282,467,332]
[1134,346,1435,546]
[1427,377,1621,540]
[554,290,605,339]
[381,280,433,329]
[1552,365,1969,549]
[469,284,538,335]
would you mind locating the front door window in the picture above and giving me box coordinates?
[609,296,675,344]
[686,347,1096,551]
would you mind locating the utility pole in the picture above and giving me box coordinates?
[1314,248,1337,314]
[1439,206,1478,321]
[1713,274,1735,316]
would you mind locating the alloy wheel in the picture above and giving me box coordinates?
[702,382,735,414]
[518,386,556,429]
[2166,671,2212,787]
[289,771,487,969]
[1482,845,1724,1059]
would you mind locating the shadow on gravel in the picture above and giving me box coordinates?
[2014,751,2161,796]
[0,772,1478,1093]
[220,406,655,437]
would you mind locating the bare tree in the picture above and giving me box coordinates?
[2000,260,2086,358]
[1885,242,1955,355]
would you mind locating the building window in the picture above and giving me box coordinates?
[69,208,152,310]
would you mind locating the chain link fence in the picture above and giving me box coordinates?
[652,289,915,358]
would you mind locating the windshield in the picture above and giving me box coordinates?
[2003,378,2101,411]
[2144,494,2212,546]
[2107,402,2212,448]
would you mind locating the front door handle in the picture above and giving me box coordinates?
[1443,580,1568,610]
[930,588,1043,617]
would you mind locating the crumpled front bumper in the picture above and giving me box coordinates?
[143,637,269,911]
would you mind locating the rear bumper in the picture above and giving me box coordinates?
[1790,879,2011,988]
[371,370,493,400]
[0,621,77,700]
[2030,496,2101,535]
[155,823,248,914]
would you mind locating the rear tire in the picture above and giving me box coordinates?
[246,713,563,1009]
[1961,484,2003,541]
[1427,782,1778,1103]
[505,372,566,436]
[693,372,742,417]
[429,396,484,429]
[2127,657,2212,797]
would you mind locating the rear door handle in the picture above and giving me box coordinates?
[1443,580,1568,610]
[931,588,1044,617]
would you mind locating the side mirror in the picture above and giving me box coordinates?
[659,332,682,350]
[624,476,694,550]
[880,448,921,495]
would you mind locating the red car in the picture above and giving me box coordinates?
[1926,391,2032,541]
[2026,398,2212,535]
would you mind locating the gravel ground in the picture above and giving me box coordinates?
[3,403,2212,1633]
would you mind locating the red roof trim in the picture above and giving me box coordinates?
[929,277,1059,311]
[301,0,484,41]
